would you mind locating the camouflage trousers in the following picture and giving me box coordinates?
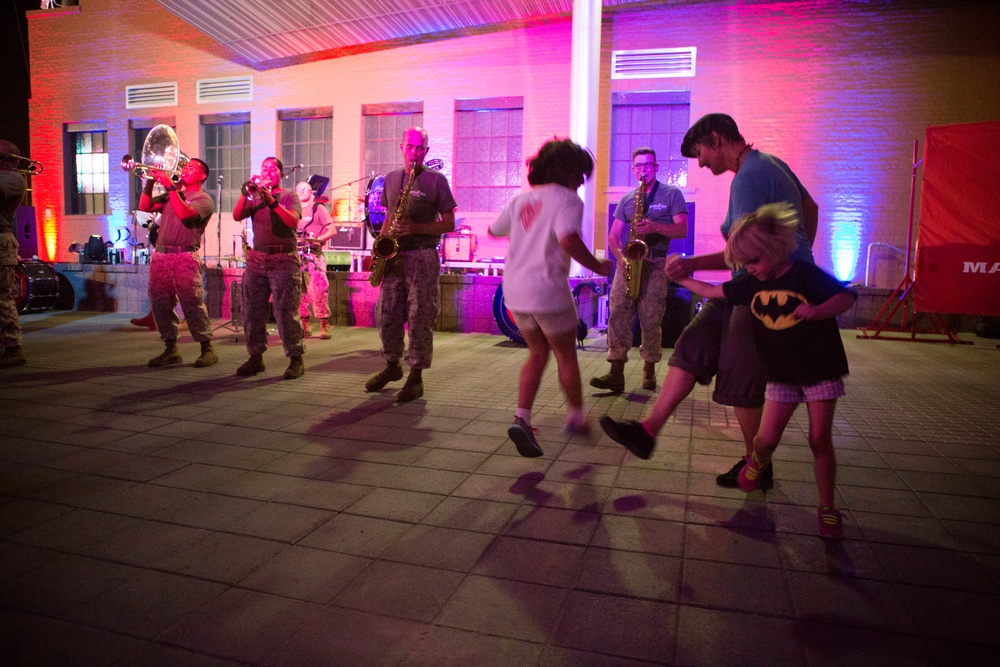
[298,251,330,319]
[148,251,213,344]
[243,249,304,358]
[376,247,440,369]
[607,255,669,363]
[0,231,21,349]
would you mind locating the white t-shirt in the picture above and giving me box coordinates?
[490,183,582,313]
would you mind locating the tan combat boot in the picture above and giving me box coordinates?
[590,360,625,394]
[301,317,312,337]
[194,340,218,367]
[148,341,182,367]
[642,362,657,391]
[319,318,331,340]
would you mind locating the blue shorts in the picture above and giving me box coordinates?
[667,298,766,408]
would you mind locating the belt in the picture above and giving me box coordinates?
[157,245,198,254]
[253,245,296,255]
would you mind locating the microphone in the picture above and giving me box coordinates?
[217,174,224,184]
[285,164,305,179]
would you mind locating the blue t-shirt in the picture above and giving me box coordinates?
[723,150,814,277]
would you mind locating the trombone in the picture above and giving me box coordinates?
[0,152,43,176]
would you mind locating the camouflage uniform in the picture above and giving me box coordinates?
[243,188,305,359]
[148,188,215,345]
[607,255,670,363]
[298,248,330,319]
[149,251,212,344]
[0,170,27,352]
[377,247,440,368]
[607,181,689,363]
[376,167,457,370]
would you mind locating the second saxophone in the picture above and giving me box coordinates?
[369,166,419,287]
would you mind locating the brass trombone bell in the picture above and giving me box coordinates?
[0,152,43,176]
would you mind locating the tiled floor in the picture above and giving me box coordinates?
[2,311,999,666]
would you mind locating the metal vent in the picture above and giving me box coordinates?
[611,47,697,80]
[125,82,178,109]
[196,76,254,104]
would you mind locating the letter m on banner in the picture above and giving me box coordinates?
[915,120,1000,316]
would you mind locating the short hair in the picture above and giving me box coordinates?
[0,140,21,168]
[631,147,656,162]
[527,138,594,188]
[264,156,284,175]
[188,158,209,182]
[724,202,800,269]
[402,126,429,146]
[681,114,745,158]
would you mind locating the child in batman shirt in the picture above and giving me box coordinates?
[674,202,856,539]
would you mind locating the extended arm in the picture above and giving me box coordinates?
[677,276,725,300]
[560,232,612,277]
[794,290,855,321]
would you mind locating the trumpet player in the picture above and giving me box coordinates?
[365,127,456,402]
[591,148,688,394]
[139,157,217,368]
[233,157,305,379]
[0,141,27,369]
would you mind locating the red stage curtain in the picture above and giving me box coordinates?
[915,120,1000,316]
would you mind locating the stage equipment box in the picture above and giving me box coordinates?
[329,224,366,251]
[441,233,476,262]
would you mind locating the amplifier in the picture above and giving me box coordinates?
[442,233,476,262]
[329,224,366,251]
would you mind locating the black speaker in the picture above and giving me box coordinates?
[329,224,366,251]
[15,206,37,259]
[84,235,107,263]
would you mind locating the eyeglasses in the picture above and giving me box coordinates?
[632,163,657,170]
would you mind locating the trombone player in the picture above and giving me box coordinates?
[139,156,217,368]
[591,148,688,394]
[0,140,28,369]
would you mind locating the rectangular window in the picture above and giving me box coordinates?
[362,103,423,179]
[453,98,523,213]
[202,113,251,212]
[610,91,690,189]
[65,125,109,215]
[279,108,333,189]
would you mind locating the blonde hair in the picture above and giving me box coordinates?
[724,202,800,269]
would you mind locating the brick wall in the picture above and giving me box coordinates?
[29,0,1000,292]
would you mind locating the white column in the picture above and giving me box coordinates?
[569,0,602,275]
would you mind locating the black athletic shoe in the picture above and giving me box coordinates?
[716,456,774,489]
[508,417,543,458]
[599,416,655,459]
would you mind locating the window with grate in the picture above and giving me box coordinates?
[453,99,523,212]
[279,109,332,190]
[65,128,109,215]
[202,114,251,212]
[610,92,690,189]
[362,105,423,180]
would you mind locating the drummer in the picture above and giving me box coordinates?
[295,181,336,339]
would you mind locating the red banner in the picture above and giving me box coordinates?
[915,120,1000,316]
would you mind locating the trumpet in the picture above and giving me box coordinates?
[241,175,272,199]
[0,152,43,176]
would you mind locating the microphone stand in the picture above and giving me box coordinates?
[215,175,224,268]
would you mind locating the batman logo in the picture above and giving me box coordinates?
[750,290,809,330]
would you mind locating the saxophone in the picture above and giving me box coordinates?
[623,176,649,299]
[369,165,420,287]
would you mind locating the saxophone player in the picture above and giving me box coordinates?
[365,127,457,402]
[591,148,688,394]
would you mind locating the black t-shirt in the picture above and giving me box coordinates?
[723,262,854,385]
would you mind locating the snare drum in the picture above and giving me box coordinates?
[13,259,60,314]
[364,174,387,238]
